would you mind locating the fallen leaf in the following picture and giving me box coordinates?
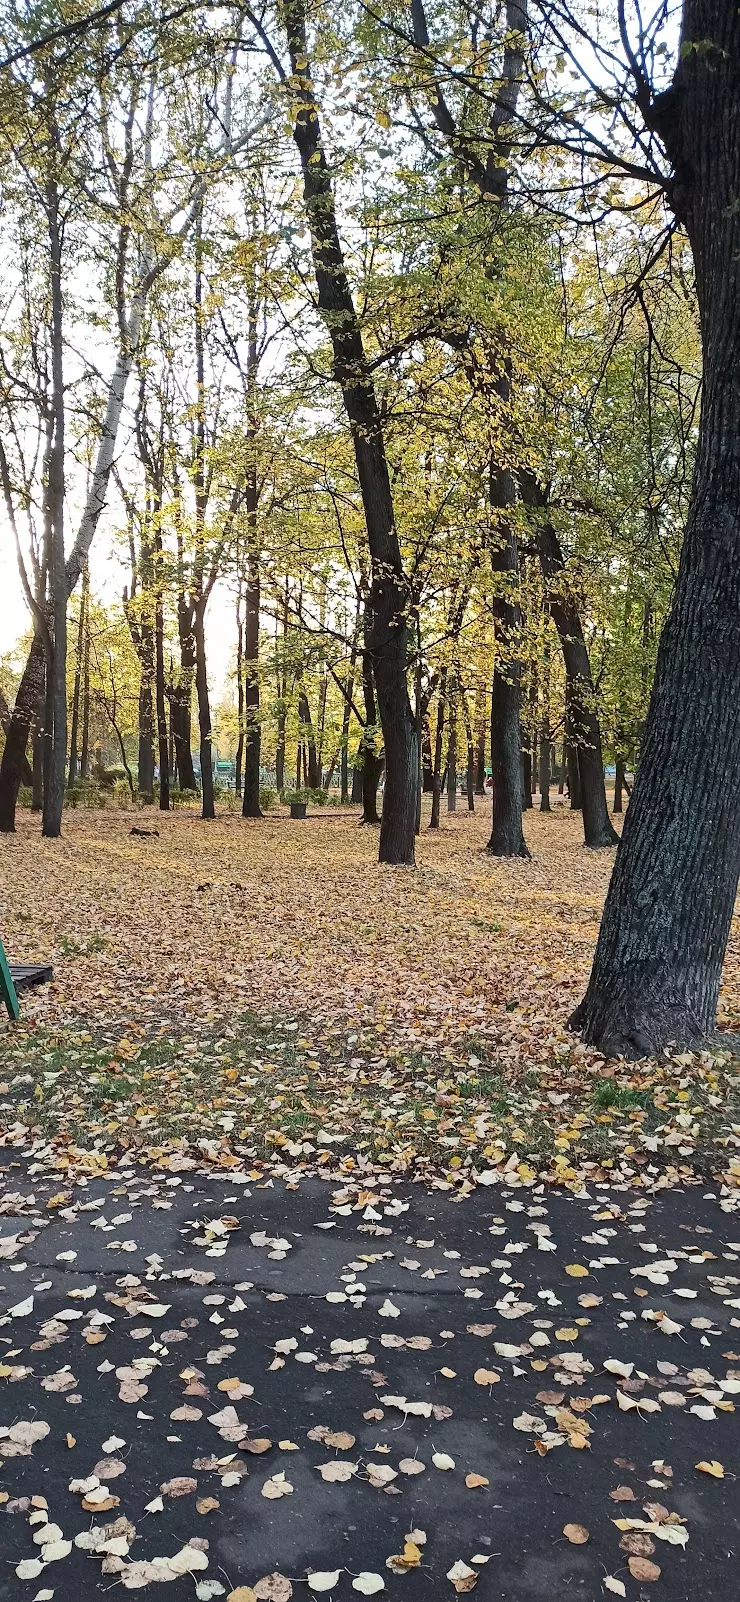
[316,1461,356,1483]
[261,1473,293,1499]
[563,1524,589,1545]
[253,1577,293,1601]
[696,1460,724,1478]
[627,1557,661,1582]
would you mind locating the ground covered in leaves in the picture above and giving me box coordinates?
[1,1166,739,1599]
[2,803,740,1192]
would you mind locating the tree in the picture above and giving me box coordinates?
[527,1,740,1053]
[274,0,419,864]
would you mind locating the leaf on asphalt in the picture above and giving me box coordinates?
[316,1461,356,1482]
[627,1558,661,1582]
[261,1472,293,1499]
[446,1560,477,1592]
[696,1460,724,1478]
[252,1577,293,1600]
[563,1524,589,1545]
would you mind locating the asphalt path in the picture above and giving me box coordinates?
[1,1163,739,1600]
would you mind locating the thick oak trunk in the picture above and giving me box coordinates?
[572,10,740,1054]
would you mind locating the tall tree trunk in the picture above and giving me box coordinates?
[275,584,289,794]
[474,684,487,795]
[564,716,582,810]
[488,460,528,857]
[0,247,151,830]
[613,758,625,815]
[194,602,214,820]
[360,652,382,824]
[137,653,155,803]
[429,665,447,830]
[154,528,169,812]
[0,688,34,792]
[275,702,286,793]
[340,627,359,803]
[521,475,617,847]
[31,709,44,812]
[539,638,551,812]
[572,10,740,1053]
[521,749,533,809]
[460,678,475,812]
[297,689,321,790]
[42,158,67,840]
[80,622,90,780]
[284,0,417,864]
[171,591,197,790]
[242,285,262,820]
[242,543,262,817]
[67,562,88,787]
[235,594,244,797]
[446,671,457,813]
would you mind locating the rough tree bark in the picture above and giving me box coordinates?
[572,8,740,1053]
[284,0,418,863]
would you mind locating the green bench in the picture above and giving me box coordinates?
[0,942,53,1019]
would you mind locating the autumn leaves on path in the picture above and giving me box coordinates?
[1,1168,739,1599]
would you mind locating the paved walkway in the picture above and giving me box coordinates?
[1,1164,738,1599]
